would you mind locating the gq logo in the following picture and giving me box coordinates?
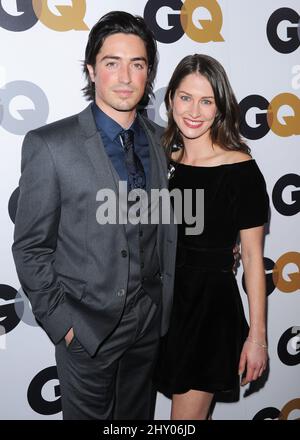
[272,174,300,216]
[267,8,300,54]
[147,87,168,127]
[28,366,61,415]
[0,0,88,32]
[143,0,224,43]
[239,94,300,140]
[242,253,300,296]
[254,398,300,420]
[0,80,49,134]
[278,326,300,366]
[0,284,24,335]
[272,253,300,294]
[0,284,38,337]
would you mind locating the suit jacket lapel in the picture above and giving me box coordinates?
[78,104,119,194]
[138,114,168,190]
[77,104,127,238]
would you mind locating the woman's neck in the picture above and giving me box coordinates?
[182,139,218,164]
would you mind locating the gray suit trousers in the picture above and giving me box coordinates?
[55,289,161,420]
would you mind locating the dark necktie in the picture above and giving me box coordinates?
[120,129,146,191]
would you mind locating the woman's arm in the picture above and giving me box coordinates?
[238,225,268,386]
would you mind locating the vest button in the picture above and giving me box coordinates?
[121,250,127,258]
[117,289,125,297]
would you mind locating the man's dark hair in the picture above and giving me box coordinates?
[82,11,157,105]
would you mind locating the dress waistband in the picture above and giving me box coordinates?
[176,242,234,271]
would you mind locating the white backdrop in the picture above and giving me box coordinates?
[0,0,299,420]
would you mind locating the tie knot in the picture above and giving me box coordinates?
[120,129,134,151]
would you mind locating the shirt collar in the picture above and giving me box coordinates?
[92,102,140,142]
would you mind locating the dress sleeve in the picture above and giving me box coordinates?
[236,160,269,230]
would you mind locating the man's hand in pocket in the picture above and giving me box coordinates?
[65,327,74,347]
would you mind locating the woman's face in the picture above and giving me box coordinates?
[171,72,218,144]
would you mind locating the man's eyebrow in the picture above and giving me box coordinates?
[100,55,120,62]
[131,57,148,64]
[100,55,148,63]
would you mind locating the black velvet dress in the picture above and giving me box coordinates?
[154,159,269,396]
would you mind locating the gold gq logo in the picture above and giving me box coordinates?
[273,252,300,293]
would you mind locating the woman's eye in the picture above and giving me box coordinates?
[180,95,190,101]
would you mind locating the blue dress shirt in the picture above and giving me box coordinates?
[92,103,150,187]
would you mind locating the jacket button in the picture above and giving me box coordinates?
[141,262,144,268]
[117,289,125,297]
[121,250,127,258]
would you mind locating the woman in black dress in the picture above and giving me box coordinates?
[154,54,269,419]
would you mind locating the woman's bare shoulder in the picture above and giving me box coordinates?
[224,150,252,164]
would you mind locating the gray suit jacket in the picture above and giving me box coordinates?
[12,104,177,356]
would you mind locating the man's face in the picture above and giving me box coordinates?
[87,33,148,120]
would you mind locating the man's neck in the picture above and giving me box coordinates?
[94,101,136,129]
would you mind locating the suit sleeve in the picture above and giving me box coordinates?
[12,131,72,343]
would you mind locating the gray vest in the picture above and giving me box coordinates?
[107,134,161,306]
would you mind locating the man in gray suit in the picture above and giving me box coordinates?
[12,11,177,420]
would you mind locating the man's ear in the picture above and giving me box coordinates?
[86,64,95,82]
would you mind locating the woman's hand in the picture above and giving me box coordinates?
[238,337,268,386]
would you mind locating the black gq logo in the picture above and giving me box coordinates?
[267,8,300,54]
[28,366,61,415]
[272,174,300,216]
[277,327,300,366]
